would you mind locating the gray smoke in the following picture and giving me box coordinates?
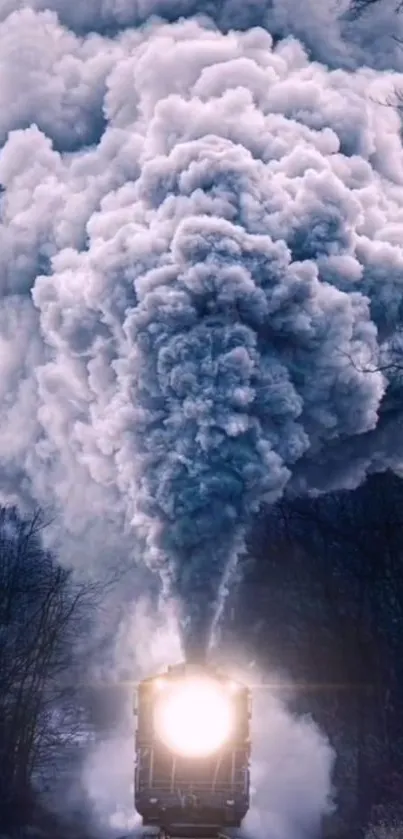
[1,0,403,70]
[1,3,403,651]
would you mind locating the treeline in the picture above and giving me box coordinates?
[232,471,403,836]
[2,473,403,837]
[0,508,96,837]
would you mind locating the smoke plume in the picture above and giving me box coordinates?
[1,1,403,649]
[2,0,403,70]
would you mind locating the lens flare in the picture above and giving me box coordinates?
[153,677,234,757]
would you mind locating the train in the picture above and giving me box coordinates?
[134,661,251,839]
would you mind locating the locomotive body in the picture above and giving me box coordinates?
[134,662,251,838]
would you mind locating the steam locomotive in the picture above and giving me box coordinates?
[134,662,251,839]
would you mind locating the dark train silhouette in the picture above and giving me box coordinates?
[134,661,251,839]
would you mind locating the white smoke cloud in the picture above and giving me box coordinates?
[0,0,403,70]
[0,5,403,645]
[246,687,334,839]
[0,2,401,829]
[1,7,403,647]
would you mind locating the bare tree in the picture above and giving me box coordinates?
[0,508,96,834]
[347,0,403,18]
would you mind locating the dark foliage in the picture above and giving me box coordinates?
[227,471,403,834]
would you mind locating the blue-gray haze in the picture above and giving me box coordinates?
[1,0,403,653]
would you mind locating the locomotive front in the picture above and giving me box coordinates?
[134,662,251,838]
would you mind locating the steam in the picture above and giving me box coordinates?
[1,3,403,651]
[3,0,403,71]
[246,686,334,839]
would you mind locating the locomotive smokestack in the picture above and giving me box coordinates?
[185,641,207,665]
[182,610,210,664]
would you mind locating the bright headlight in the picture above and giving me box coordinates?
[153,676,234,758]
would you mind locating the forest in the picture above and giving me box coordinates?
[0,510,100,838]
[1,471,402,838]
[233,472,403,839]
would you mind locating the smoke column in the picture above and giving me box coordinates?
[1,1,403,649]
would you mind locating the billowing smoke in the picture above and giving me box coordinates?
[2,0,403,70]
[245,685,334,839]
[6,5,397,833]
[1,2,403,653]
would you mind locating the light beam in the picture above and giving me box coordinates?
[153,677,234,758]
